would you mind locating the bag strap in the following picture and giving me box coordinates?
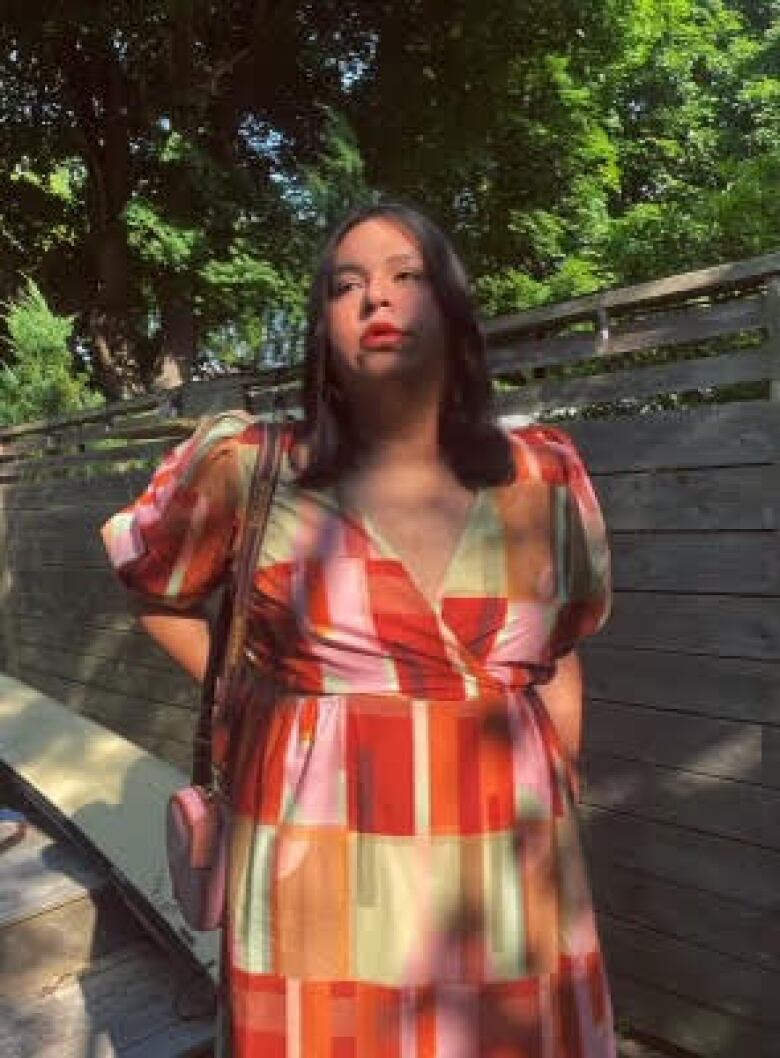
[191,420,285,786]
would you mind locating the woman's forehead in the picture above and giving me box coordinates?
[332,217,422,267]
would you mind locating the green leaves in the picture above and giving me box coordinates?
[1,280,102,425]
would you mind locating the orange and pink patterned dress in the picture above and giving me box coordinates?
[102,412,615,1058]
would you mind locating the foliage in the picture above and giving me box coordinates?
[0,0,778,394]
[0,280,103,425]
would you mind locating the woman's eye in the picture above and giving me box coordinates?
[330,278,361,298]
[396,270,425,283]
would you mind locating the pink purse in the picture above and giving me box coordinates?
[166,422,284,931]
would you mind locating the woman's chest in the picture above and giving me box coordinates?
[256,477,560,612]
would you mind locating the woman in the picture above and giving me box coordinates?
[102,202,615,1057]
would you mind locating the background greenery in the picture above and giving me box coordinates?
[1,0,778,418]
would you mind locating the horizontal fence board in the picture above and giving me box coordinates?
[15,643,195,709]
[609,971,774,1058]
[561,401,779,473]
[8,594,138,629]
[583,751,779,848]
[483,250,780,339]
[498,345,772,416]
[7,509,115,534]
[580,804,779,909]
[610,532,779,594]
[597,593,780,659]
[7,567,131,609]
[67,415,193,446]
[601,915,779,1029]
[7,530,118,569]
[0,439,172,482]
[489,296,766,375]
[582,647,779,725]
[590,860,778,973]
[0,393,163,442]
[11,617,182,673]
[0,472,150,511]
[585,700,767,787]
[595,465,776,532]
[765,729,780,792]
[490,296,767,375]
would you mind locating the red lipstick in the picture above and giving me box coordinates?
[360,322,406,348]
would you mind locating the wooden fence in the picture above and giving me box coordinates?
[1,249,779,1057]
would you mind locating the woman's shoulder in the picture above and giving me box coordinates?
[504,420,585,486]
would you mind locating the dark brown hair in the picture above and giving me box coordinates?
[296,201,513,489]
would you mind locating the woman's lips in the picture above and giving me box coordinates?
[360,325,406,349]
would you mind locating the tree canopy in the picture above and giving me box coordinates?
[1,0,778,407]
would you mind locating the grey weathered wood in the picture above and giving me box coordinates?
[600,915,780,1028]
[0,472,149,511]
[610,531,779,594]
[489,295,767,375]
[0,392,162,442]
[583,750,779,848]
[497,345,772,414]
[595,592,780,660]
[70,414,195,446]
[563,400,780,472]
[483,249,780,339]
[584,700,768,787]
[0,439,172,482]
[0,479,14,677]
[12,616,182,673]
[9,595,138,630]
[582,647,779,725]
[590,859,778,973]
[594,465,776,532]
[608,970,775,1058]
[0,938,213,1057]
[15,642,195,709]
[580,804,780,908]
[7,529,121,568]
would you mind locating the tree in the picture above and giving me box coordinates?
[2,0,778,395]
[0,279,102,425]
[0,0,373,396]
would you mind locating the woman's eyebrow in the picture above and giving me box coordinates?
[330,262,364,277]
[331,253,421,276]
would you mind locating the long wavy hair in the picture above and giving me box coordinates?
[295,202,514,489]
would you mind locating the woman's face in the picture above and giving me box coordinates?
[324,217,449,395]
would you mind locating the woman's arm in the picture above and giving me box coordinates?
[136,603,212,684]
[535,650,584,789]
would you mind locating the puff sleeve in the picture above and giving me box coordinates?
[526,424,612,658]
[100,412,261,610]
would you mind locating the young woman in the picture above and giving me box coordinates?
[102,202,615,1057]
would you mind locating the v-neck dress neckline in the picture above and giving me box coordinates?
[334,484,486,615]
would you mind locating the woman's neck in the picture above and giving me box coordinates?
[348,384,442,472]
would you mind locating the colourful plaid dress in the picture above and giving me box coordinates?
[102,412,615,1058]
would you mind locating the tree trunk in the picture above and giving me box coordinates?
[154,291,198,390]
[87,217,141,400]
[64,33,145,399]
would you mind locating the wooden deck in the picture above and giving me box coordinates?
[0,774,215,1058]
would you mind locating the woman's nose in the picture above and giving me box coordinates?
[362,274,391,309]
